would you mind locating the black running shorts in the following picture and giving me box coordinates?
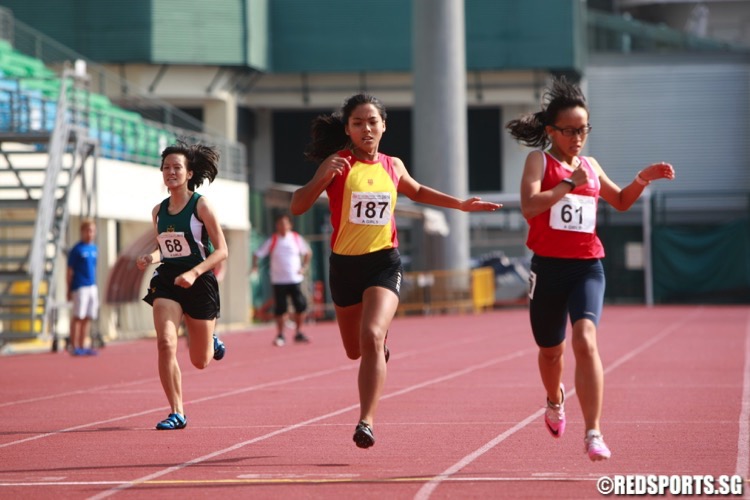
[272,283,308,316]
[329,248,403,307]
[143,264,221,320]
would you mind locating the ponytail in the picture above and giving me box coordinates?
[506,77,588,150]
[303,93,387,163]
[304,114,348,163]
[506,110,549,149]
[161,140,219,190]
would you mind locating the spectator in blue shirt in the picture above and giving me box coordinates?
[67,218,99,356]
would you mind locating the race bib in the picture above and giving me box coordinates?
[157,232,191,258]
[549,194,596,233]
[349,191,392,226]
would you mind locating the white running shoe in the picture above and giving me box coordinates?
[584,430,612,461]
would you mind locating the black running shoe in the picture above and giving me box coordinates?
[353,420,375,449]
[213,334,226,360]
[294,332,310,343]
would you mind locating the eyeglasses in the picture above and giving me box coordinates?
[551,124,592,137]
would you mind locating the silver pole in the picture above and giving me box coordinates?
[413,0,469,271]
[642,188,653,307]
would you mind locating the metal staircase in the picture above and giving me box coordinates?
[0,66,97,348]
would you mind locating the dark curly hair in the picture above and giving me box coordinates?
[506,77,588,149]
[304,93,387,163]
[160,140,220,191]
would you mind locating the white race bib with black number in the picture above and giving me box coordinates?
[549,194,596,233]
[349,192,391,226]
[157,232,191,258]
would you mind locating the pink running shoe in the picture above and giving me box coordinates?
[544,384,566,438]
[584,430,612,461]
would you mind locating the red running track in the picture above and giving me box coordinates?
[0,305,748,499]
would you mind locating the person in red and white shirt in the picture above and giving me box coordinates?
[252,213,312,346]
[507,77,675,461]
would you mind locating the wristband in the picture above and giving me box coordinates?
[635,173,650,186]
[561,178,576,191]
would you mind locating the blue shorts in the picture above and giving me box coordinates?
[528,255,605,348]
[329,248,403,307]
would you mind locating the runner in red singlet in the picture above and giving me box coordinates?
[507,77,675,461]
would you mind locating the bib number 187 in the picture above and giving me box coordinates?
[349,192,391,225]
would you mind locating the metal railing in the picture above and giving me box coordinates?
[587,9,750,54]
[397,267,496,316]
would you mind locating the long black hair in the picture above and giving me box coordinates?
[304,93,387,163]
[161,140,220,191]
[506,77,588,149]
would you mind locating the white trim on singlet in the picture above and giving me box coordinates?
[539,149,547,179]
[578,156,602,191]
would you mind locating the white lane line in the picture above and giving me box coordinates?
[0,362,356,450]
[86,347,534,500]
[414,307,705,500]
[0,378,160,409]
[0,475,601,488]
[0,331,497,450]
[735,310,750,482]
[0,354,255,409]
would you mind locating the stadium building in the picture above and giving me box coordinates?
[0,0,748,348]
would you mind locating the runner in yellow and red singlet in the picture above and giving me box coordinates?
[291,94,501,449]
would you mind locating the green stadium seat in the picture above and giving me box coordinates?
[0,40,191,166]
